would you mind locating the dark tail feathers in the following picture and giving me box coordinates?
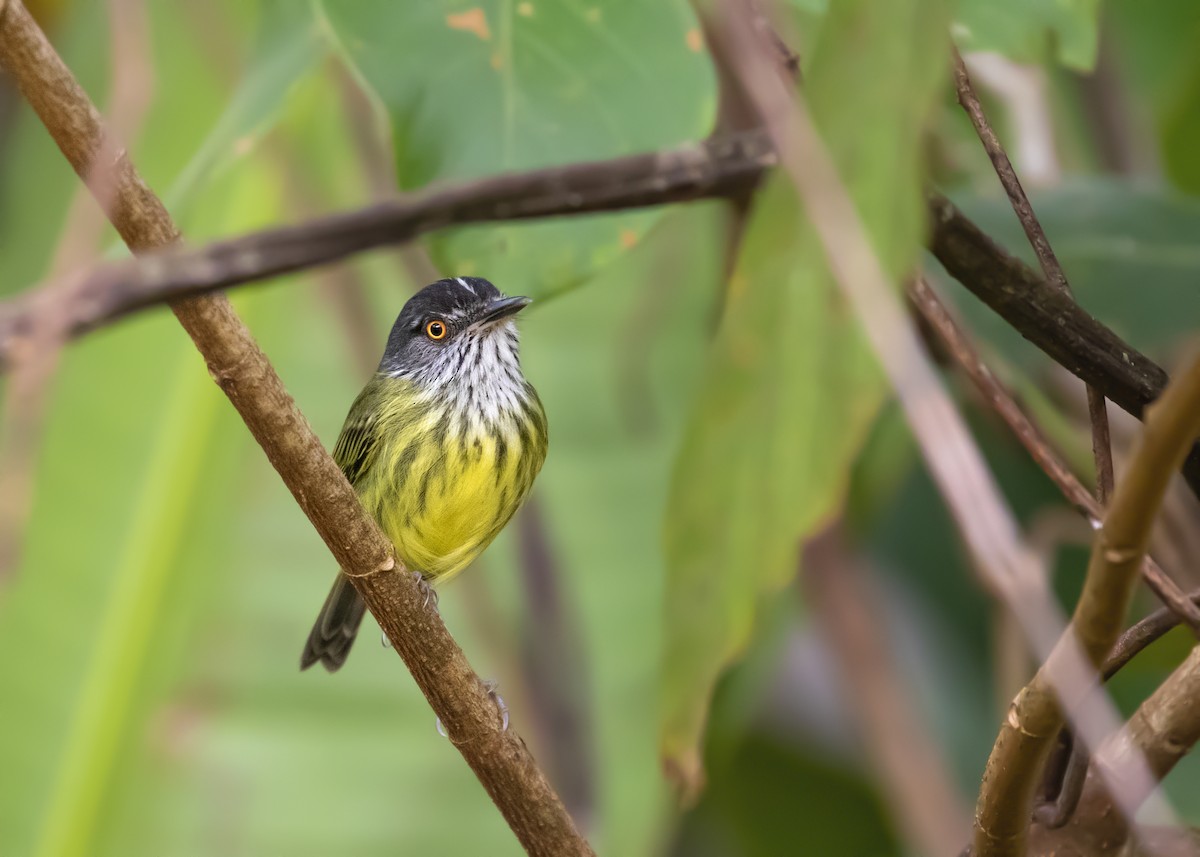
[301,576,368,672]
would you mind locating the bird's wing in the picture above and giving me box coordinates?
[332,386,382,487]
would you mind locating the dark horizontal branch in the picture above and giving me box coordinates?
[0,132,776,365]
[2,126,1195,498]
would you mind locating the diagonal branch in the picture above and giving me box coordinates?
[924,191,1200,501]
[951,49,1115,505]
[908,276,1200,632]
[0,2,592,855]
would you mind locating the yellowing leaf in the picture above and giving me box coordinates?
[660,0,953,792]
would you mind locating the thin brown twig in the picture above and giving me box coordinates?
[951,49,1116,507]
[0,3,592,853]
[1103,592,1200,681]
[908,276,1200,633]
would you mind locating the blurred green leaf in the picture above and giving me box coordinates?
[674,732,901,857]
[783,0,829,14]
[317,0,715,296]
[955,0,1100,70]
[166,0,327,212]
[660,0,952,789]
[1160,27,1200,194]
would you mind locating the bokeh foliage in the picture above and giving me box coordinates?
[3,0,1200,856]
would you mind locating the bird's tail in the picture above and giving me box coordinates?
[300,575,367,672]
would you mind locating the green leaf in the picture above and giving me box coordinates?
[660,0,953,790]
[1161,49,1200,194]
[955,0,1101,70]
[317,0,715,296]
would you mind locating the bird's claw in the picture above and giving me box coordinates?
[384,573,436,649]
[412,571,439,610]
[483,679,510,732]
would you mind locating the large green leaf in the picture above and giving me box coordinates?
[317,0,715,296]
[955,0,1101,70]
[660,0,953,789]
[1159,15,1200,195]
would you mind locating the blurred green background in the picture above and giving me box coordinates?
[3,1,1200,855]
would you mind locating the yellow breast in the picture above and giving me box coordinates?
[367,399,547,583]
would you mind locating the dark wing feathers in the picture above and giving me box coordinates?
[300,383,386,673]
[331,388,382,486]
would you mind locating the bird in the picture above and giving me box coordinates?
[301,276,548,672]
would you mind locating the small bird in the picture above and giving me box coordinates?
[301,277,548,672]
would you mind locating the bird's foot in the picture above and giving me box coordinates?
[435,679,510,738]
[484,679,510,732]
[383,573,437,648]
[412,570,439,610]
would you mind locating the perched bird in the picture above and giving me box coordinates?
[301,277,548,672]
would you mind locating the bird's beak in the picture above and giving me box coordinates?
[478,295,532,325]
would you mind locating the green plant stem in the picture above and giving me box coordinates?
[972,351,1200,857]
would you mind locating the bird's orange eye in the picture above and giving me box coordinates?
[425,320,448,340]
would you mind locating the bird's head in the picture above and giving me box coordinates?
[378,277,531,388]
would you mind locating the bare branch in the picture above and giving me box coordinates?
[925,192,1200,502]
[951,49,1116,507]
[925,194,1162,419]
[2,129,1195,516]
[0,2,592,853]
[0,131,775,369]
[908,276,1200,633]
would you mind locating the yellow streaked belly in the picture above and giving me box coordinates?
[364,405,545,583]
